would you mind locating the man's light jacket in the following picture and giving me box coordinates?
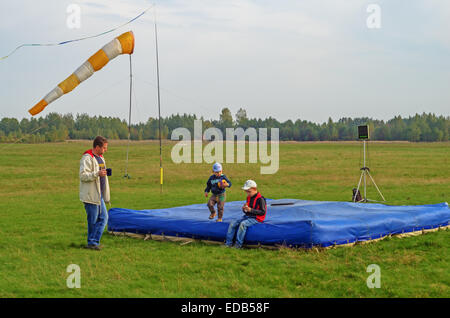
[79,149,111,205]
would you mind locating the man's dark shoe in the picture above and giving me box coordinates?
[85,244,101,251]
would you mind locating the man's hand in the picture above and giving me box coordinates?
[98,169,107,177]
[243,204,251,212]
[205,192,209,198]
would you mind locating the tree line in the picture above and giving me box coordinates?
[0,108,448,143]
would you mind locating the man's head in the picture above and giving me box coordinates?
[242,179,258,196]
[93,136,108,156]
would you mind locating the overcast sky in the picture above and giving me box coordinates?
[1,0,449,124]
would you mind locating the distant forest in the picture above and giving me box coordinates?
[0,108,448,143]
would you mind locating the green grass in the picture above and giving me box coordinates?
[0,140,448,297]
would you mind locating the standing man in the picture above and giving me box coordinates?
[79,136,111,250]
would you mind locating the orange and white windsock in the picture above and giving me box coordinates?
[28,31,135,116]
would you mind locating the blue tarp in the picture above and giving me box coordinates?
[108,199,449,248]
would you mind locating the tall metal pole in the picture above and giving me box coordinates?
[154,9,163,193]
[124,54,132,179]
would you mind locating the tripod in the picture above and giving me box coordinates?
[353,140,385,203]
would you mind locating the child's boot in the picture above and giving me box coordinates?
[216,208,224,222]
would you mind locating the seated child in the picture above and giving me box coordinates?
[225,180,267,248]
[204,162,232,222]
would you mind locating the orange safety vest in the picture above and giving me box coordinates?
[246,192,267,222]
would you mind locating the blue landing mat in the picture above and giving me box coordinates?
[108,199,449,247]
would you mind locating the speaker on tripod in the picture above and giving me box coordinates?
[353,125,386,203]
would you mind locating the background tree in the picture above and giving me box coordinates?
[0,112,448,143]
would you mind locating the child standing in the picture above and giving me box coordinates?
[204,163,232,222]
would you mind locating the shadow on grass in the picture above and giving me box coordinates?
[69,242,89,249]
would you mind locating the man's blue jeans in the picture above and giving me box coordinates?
[225,216,259,248]
[84,199,108,246]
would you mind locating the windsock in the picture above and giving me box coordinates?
[28,31,135,116]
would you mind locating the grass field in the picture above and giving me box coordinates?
[0,140,448,298]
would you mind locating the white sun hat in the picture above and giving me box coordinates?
[242,180,257,190]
